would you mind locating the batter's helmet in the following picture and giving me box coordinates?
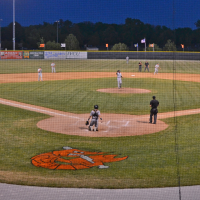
[94,105,98,109]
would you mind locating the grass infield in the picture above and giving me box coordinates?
[0,59,200,188]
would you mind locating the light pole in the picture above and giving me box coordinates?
[55,21,59,43]
[13,0,15,50]
[0,19,2,52]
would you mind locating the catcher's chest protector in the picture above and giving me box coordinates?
[92,110,98,119]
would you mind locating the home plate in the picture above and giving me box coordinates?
[131,75,135,76]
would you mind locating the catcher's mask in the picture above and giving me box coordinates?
[94,105,98,109]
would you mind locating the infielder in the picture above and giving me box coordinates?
[116,70,123,89]
[38,67,43,81]
[51,62,56,73]
[126,56,129,64]
[154,63,160,75]
[88,105,102,131]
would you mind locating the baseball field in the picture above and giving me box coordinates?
[0,59,200,188]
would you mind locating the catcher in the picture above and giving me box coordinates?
[86,105,102,131]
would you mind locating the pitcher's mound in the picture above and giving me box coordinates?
[97,88,151,94]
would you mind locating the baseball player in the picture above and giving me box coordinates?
[51,62,56,73]
[88,105,102,131]
[154,63,160,75]
[144,61,149,72]
[138,61,142,72]
[126,56,129,64]
[38,67,43,81]
[116,70,123,89]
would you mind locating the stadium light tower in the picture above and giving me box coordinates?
[13,0,15,50]
[0,19,2,51]
[55,20,59,43]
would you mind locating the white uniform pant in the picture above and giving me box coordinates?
[117,78,122,88]
[38,73,42,81]
[52,67,56,73]
[154,68,158,74]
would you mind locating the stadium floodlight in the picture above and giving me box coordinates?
[13,0,15,50]
[0,19,2,52]
[55,21,59,43]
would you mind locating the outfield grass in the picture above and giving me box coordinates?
[0,103,200,188]
[0,59,200,74]
[0,78,199,114]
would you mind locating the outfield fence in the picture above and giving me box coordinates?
[1,50,200,60]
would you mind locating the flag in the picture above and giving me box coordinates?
[61,43,66,47]
[106,44,108,47]
[141,39,145,43]
[149,44,154,47]
[181,44,184,48]
[134,43,138,47]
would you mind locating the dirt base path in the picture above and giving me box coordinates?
[0,72,200,83]
[0,72,200,137]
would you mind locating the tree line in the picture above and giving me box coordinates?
[1,18,200,51]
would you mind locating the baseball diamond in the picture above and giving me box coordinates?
[0,59,200,189]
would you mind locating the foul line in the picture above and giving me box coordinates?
[0,99,80,119]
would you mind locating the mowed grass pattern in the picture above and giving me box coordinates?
[0,78,199,114]
[0,59,200,188]
[0,104,200,188]
[0,59,200,74]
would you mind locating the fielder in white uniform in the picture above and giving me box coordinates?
[88,105,102,131]
[116,70,123,89]
[154,63,160,75]
[126,56,129,64]
[51,62,56,73]
[38,67,43,81]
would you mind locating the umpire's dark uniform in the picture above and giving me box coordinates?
[149,96,159,124]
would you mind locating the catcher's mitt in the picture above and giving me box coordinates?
[85,120,89,125]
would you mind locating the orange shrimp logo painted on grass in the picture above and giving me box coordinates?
[31,147,128,170]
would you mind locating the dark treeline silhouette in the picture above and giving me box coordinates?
[1,18,200,51]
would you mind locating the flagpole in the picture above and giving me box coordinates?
[137,43,138,51]
[145,38,146,52]
[153,43,154,52]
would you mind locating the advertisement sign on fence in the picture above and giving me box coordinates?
[29,51,44,59]
[1,51,23,59]
[66,52,87,59]
[44,51,66,59]
[23,51,29,59]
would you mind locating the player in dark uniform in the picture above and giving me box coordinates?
[144,61,149,72]
[149,96,159,124]
[138,61,142,72]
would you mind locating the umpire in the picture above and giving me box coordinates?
[149,96,159,124]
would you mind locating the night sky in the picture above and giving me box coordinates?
[0,0,199,29]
